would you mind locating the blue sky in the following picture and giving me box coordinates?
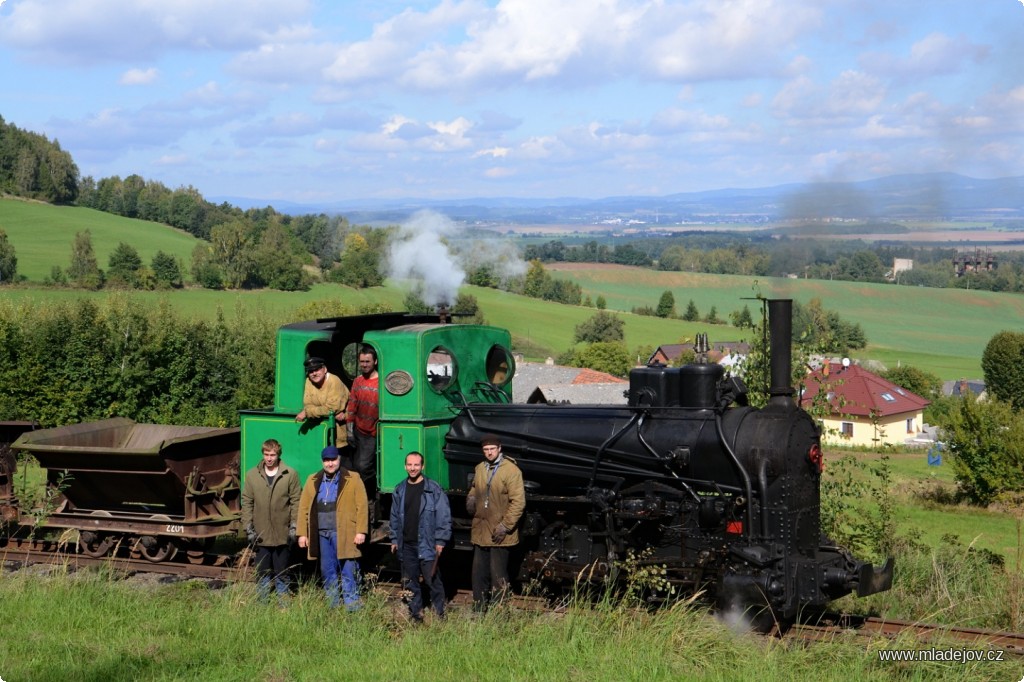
[1,0,1022,203]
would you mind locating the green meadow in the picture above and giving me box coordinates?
[835,450,1021,567]
[0,197,200,281]
[547,264,1024,380]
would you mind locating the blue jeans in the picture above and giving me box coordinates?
[318,532,361,609]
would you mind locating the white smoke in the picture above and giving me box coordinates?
[454,237,529,285]
[386,210,466,306]
[385,209,529,307]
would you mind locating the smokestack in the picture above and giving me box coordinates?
[767,299,794,406]
[437,304,451,325]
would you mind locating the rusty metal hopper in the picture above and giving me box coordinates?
[12,418,241,528]
[1,421,37,521]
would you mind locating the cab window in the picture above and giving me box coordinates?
[426,346,457,392]
[485,345,515,386]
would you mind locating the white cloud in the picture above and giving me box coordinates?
[0,0,314,63]
[119,67,158,85]
[474,147,510,158]
[154,153,189,165]
[859,32,989,80]
[771,71,886,122]
[319,0,824,93]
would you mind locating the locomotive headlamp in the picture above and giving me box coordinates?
[808,444,823,473]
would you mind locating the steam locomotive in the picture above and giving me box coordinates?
[5,299,892,626]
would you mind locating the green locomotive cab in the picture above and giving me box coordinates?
[239,313,514,509]
[368,322,514,493]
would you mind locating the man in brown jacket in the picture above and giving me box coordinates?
[295,356,350,449]
[466,435,525,611]
[297,445,367,610]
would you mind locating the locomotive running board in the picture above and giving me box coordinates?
[857,557,894,596]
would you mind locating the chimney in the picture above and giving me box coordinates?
[767,299,795,406]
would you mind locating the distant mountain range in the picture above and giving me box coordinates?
[212,172,1024,226]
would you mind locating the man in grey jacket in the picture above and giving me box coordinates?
[241,439,302,603]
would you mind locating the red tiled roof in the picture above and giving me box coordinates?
[799,362,930,418]
[572,368,628,384]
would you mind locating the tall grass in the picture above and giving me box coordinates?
[0,569,1006,682]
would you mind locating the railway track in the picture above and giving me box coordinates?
[1,534,556,616]
[0,536,244,581]
[786,613,1024,657]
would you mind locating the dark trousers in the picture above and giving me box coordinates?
[254,544,291,599]
[399,542,445,619]
[471,545,511,609]
[351,429,376,486]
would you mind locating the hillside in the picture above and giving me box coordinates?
[547,263,1018,380]
[0,198,1009,380]
[0,198,200,281]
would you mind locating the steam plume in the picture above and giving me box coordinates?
[386,210,466,306]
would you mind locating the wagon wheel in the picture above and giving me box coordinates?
[78,509,117,557]
[136,535,178,563]
[78,530,116,558]
[185,538,214,565]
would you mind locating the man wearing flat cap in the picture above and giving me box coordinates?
[466,434,525,610]
[297,445,368,610]
[296,356,349,449]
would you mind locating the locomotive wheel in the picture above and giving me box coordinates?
[137,535,178,563]
[78,531,115,558]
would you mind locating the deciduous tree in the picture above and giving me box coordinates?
[568,341,632,377]
[68,230,103,289]
[944,397,1024,504]
[0,229,17,284]
[191,243,223,289]
[981,331,1024,410]
[151,251,183,289]
[656,290,675,318]
[880,365,942,399]
[574,311,625,343]
[107,242,143,287]
[210,220,256,289]
[332,232,384,288]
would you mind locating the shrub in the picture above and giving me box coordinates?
[982,331,1024,410]
[944,398,1024,505]
[574,311,625,343]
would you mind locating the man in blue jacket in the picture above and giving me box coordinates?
[389,451,452,622]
